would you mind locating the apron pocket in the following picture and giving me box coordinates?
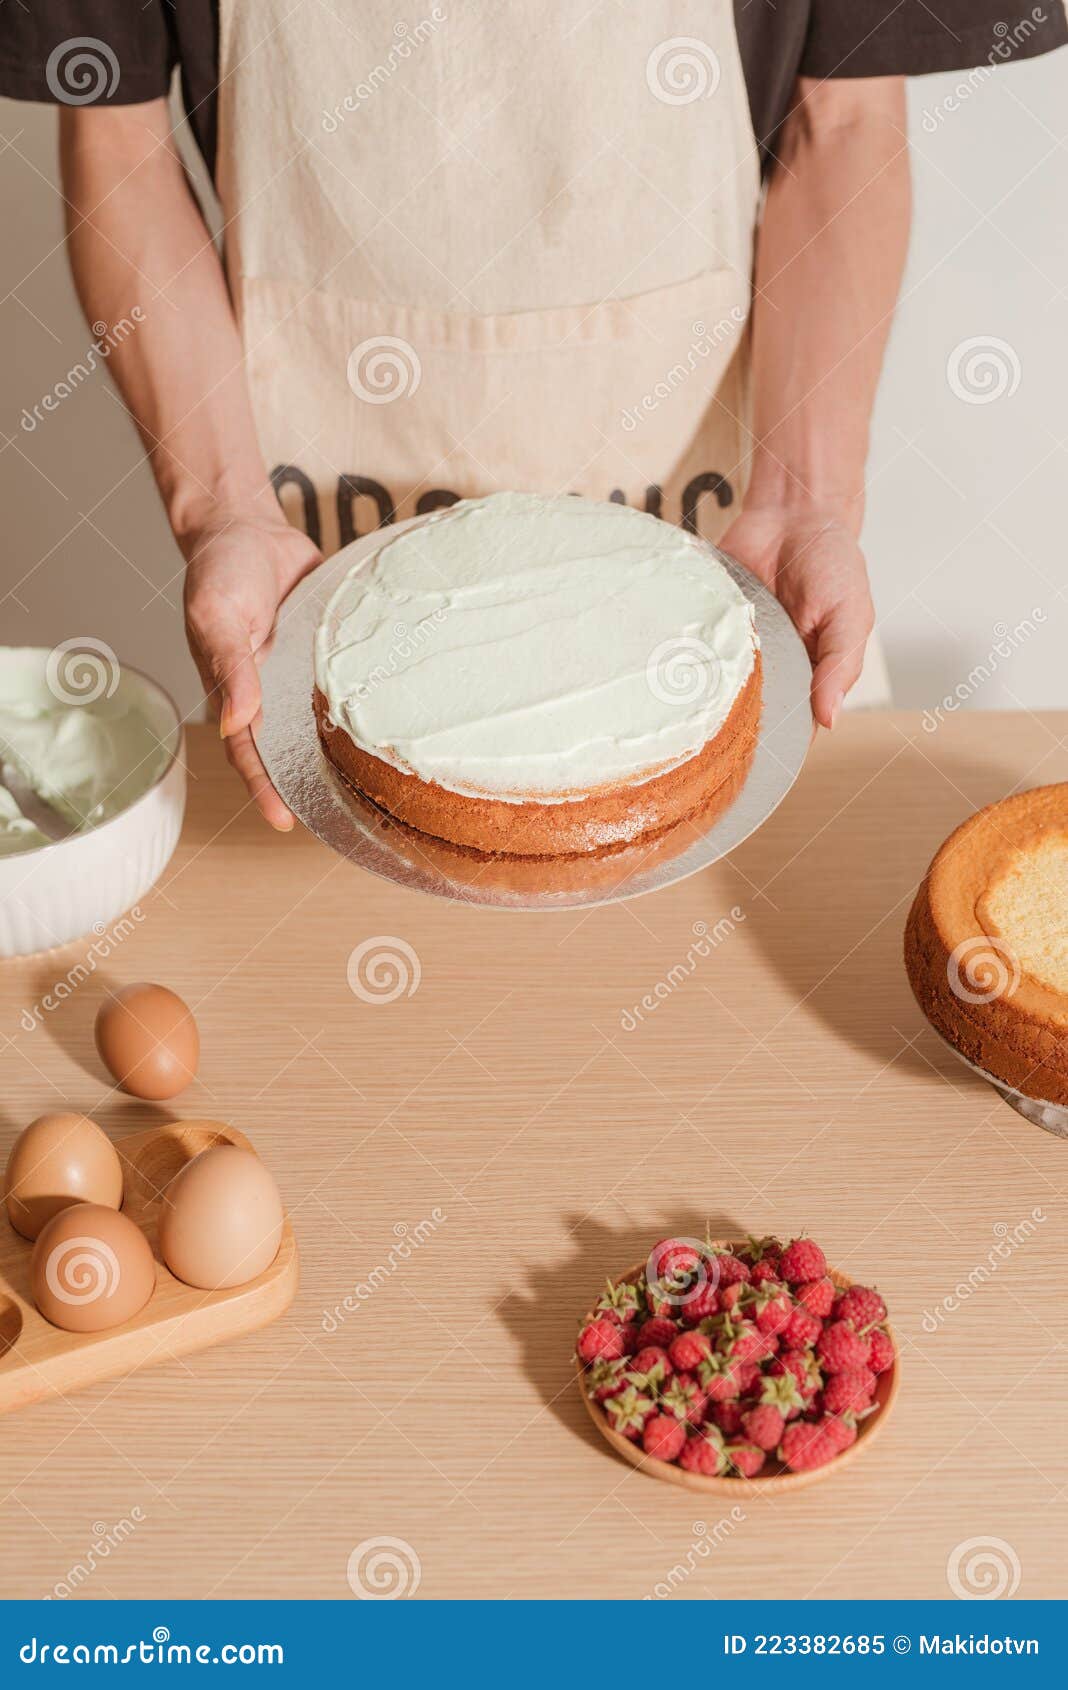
[238,267,753,553]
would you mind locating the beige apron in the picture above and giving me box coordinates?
[217,1,760,552]
[216,0,889,704]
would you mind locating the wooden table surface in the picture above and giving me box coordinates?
[1,713,1066,1601]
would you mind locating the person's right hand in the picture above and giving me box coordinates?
[182,501,322,829]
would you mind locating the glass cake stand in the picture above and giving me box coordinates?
[932,1027,1068,1139]
[254,516,812,911]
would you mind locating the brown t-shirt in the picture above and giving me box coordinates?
[2,2,1064,180]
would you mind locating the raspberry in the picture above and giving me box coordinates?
[668,1331,713,1372]
[749,1284,793,1338]
[795,1277,836,1318]
[712,1250,751,1287]
[679,1280,720,1324]
[728,1326,766,1364]
[719,1282,745,1312]
[726,1440,766,1477]
[741,1403,785,1451]
[645,1290,676,1319]
[635,1317,678,1351]
[743,1233,783,1262]
[713,1315,764,1364]
[586,1358,628,1401]
[649,1237,703,1285]
[643,1412,687,1463]
[697,1355,741,1402]
[817,1320,872,1373]
[868,1328,895,1375]
[779,1417,843,1472]
[760,1369,805,1411]
[784,1306,822,1349]
[628,1345,673,1386]
[779,1238,827,1285]
[577,1317,626,1364]
[679,1429,728,1476]
[661,1372,707,1425]
[771,1349,822,1400]
[619,1321,640,1355]
[733,1359,762,1394]
[824,1414,858,1453]
[603,1387,656,1440]
[711,1401,744,1435]
[821,1366,876,1416]
[594,1277,644,1323]
[834,1285,887,1330]
[749,1255,782,1287]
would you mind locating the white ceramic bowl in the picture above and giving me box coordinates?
[0,656,185,958]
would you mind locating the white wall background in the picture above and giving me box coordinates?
[1,49,1065,718]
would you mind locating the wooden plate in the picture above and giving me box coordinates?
[577,1249,900,1495]
[0,1119,298,1414]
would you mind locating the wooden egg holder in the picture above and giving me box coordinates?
[0,1120,298,1414]
[577,1248,900,1496]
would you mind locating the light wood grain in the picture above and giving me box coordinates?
[0,1121,297,1414]
[0,714,1065,1600]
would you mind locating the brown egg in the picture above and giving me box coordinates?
[4,1112,124,1241]
[31,1203,156,1332]
[95,983,199,1100]
[159,1144,284,1290]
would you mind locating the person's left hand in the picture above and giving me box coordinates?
[719,503,875,729]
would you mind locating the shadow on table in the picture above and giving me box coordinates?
[19,958,118,1089]
[723,727,1022,1087]
[499,1207,743,1453]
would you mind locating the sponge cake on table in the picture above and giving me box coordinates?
[905,784,1068,1104]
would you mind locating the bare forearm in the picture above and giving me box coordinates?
[745,77,911,530]
[59,101,272,545]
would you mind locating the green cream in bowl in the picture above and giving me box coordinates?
[0,648,185,955]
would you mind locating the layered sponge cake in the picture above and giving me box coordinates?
[905,785,1068,1103]
[314,492,761,856]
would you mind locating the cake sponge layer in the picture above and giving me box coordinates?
[980,831,1068,996]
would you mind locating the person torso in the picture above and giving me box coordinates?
[215,0,762,552]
